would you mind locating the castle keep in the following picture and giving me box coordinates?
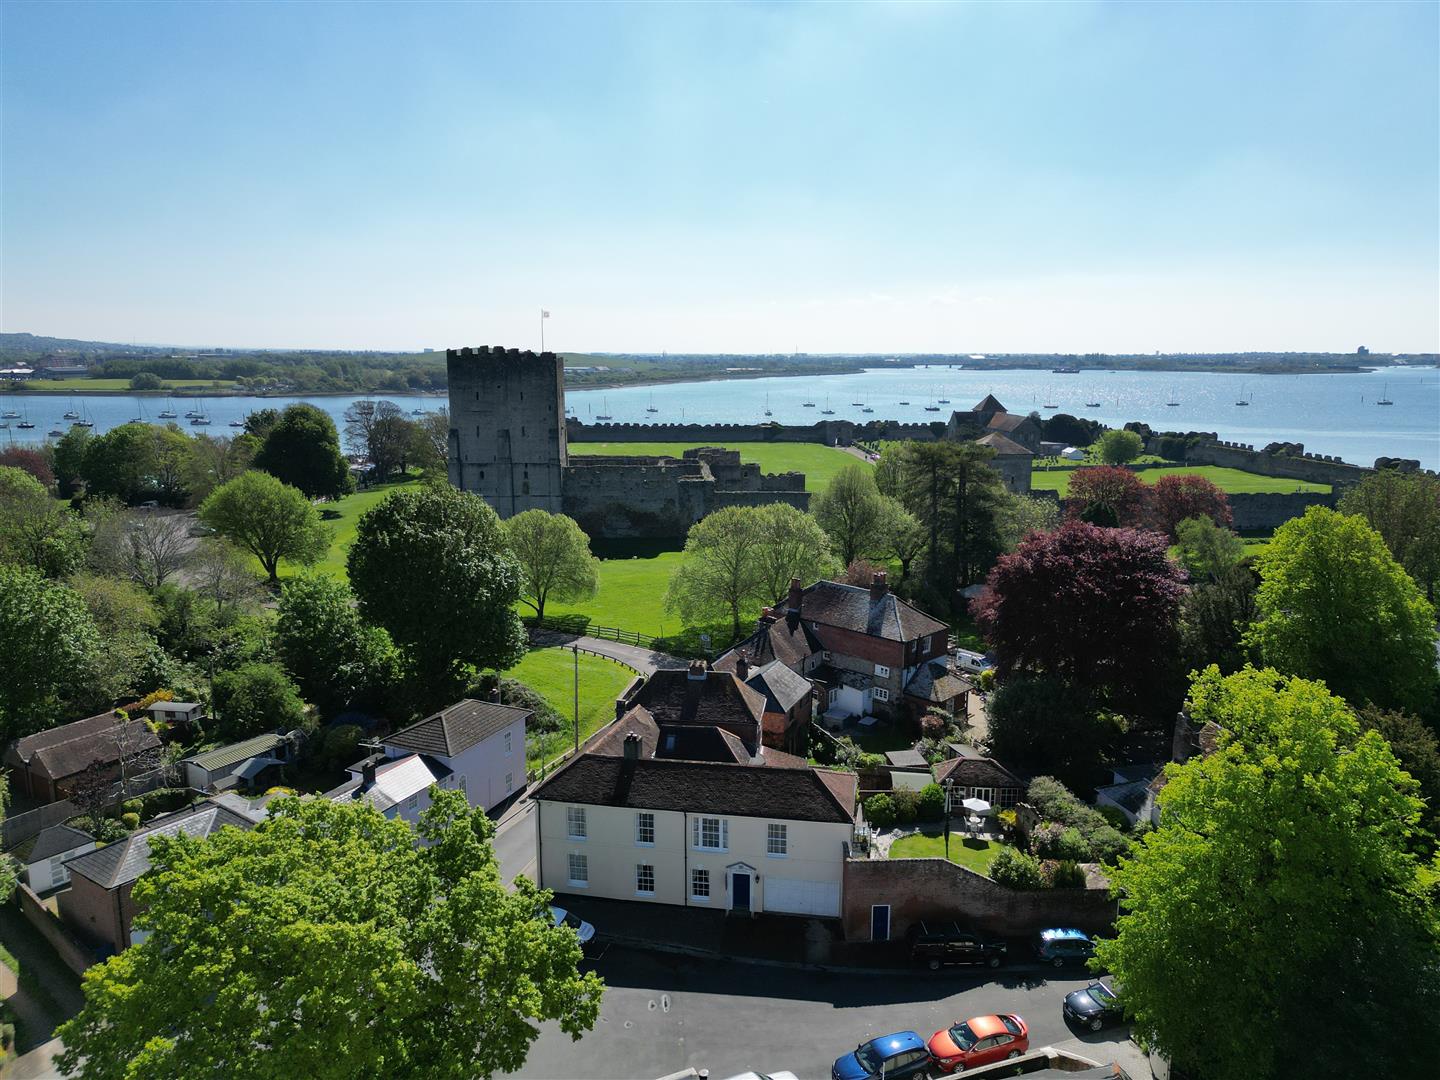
[446,346,810,539]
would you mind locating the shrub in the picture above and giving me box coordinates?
[996,808,1017,834]
[917,737,948,763]
[137,787,192,819]
[990,847,1044,890]
[1042,859,1087,888]
[917,783,945,822]
[920,712,948,740]
[891,787,919,825]
[469,674,564,734]
[976,669,995,693]
[120,813,140,831]
[1035,825,1090,862]
[121,799,142,816]
[133,689,174,711]
[1096,804,1132,831]
[1085,824,1131,864]
[1025,776,1132,863]
[88,818,129,844]
[317,724,364,772]
[864,793,896,830]
[857,752,887,773]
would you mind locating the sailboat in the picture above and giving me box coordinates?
[190,400,212,426]
[898,399,910,405]
[861,405,874,414]
[17,404,34,429]
[229,413,247,427]
[802,401,815,407]
[131,400,149,423]
[1376,382,1393,406]
[72,404,94,428]
[762,393,771,417]
[595,397,613,421]
[647,393,659,414]
[158,397,178,419]
[1,405,18,418]
[1166,390,1180,406]
[1235,387,1251,406]
[821,397,835,415]
[63,400,80,420]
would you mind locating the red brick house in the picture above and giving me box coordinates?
[5,711,162,804]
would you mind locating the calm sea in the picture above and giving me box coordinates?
[3,365,1437,470]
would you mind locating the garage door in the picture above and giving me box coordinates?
[765,878,840,917]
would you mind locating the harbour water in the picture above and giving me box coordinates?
[3,365,1436,470]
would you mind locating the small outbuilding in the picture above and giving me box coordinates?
[20,824,96,892]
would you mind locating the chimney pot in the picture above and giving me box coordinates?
[735,657,750,682]
[870,570,889,603]
[787,577,803,613]
[623,731,641,762]
[687,659,707,681]
[487,686,502,704]
[361,757,378,787]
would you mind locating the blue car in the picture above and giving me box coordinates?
[833,1031,934,1080]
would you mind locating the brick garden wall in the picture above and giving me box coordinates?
[842,856,1117,942]
[15,883,96,976]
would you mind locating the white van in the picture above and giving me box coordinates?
[955,649,993,675]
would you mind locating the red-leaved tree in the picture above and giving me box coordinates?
[1066,466,1147,527]
[971,521,1188,712]
[0,447,55,489]
[1147,474,1232,539]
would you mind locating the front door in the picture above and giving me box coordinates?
[871,904,890,942]
[731,871,751,911]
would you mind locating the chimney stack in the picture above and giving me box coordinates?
[870,570,889,603]
[487,686,502,704]
[687,659,707,681]
[361,756,378,788]
[735,657,750,682]
[623,731,641,762]
[787,577,803,613]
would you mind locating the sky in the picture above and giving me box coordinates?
[2,1,1437,355]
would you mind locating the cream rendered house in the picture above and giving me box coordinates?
[533,734,857,917]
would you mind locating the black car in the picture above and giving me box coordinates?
[909,921,1008,970]
[1063,981,1124,1031]
[1033,927,1096,967]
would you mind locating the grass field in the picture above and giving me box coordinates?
[290,476,423,580]
[888,832,1011,876]
[14,378,238,392]
[1031,464,1330,496]
[504,647,638,767]
[569,441,867,492]
[541,550,695,635]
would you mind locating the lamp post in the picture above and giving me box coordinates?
[572,644,580,753]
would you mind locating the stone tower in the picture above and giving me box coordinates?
[447,346,567,518]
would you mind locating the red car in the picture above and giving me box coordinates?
[926,1014,1029,1073]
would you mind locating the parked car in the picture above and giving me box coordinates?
[1033,927,1096,967]
[925,1014,1029,1074]
[1063,980,1124,1031]
[909,921,1007,971]
[549,905,595,946]
[832,1031,934,1080]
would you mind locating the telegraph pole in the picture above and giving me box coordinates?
[572,644,580,753]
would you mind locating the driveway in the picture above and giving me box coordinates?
[527,630,687,676]
[512,947,1147,1080]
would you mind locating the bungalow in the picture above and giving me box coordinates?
[180,731,302,793]
[59,800,257,954]
[533,735,857,918]
[20,824,96,892]
[4,711,163,804]
[934,754,1024,812]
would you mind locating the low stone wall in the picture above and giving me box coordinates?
[14,882,96,977]
[842,856,1117,941]
[1184,440,1369,487]
[1228,491,1337,530]
[566,419,950,447]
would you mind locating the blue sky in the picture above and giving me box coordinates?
[3,1,1436,353]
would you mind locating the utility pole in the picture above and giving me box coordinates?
[572,644,580,753]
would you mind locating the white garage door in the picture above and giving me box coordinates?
[765,877,840,917]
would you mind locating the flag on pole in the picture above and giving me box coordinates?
[541,310,550,318]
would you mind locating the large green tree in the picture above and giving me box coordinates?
[502,510,600,621]
[985,675,1120,792]
[253,403,352,500]
[1096,666,1440,1080]
[56,790,603,1079]
[199,471,330,583]
[347,485,526,708]
[0,565,102,741]
[751,502,836,611]
[892,441,1006,601]
[1244,506,1438,714]
[211,661,309,742]
[81,422,172,505]
[1095,428,1143,465]
[1338,468,1440,602]
[812,465,890,567]
[0,465,89,577]
[276,574,400,718]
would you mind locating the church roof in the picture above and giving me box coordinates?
[972,394,1006,413]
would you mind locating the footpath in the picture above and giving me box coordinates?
[526,629,688,675]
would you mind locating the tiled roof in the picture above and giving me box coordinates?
[972,394,1006,413]
[65,802,257,890]
[184,732,288,774]
[934,756,1023,790]
[975,431,1033,457]
[796,580,948,642]
[1096,779,1152,815]
[716,614,821,672]
[815,768,858,816]
[986,412,1032,434]
[7,711,162,782]
[904,659,973,705]
[745,660,812,713]
[386,699,529,758]
[25,825,94,864]
[626,669,767,731]
[533,755,855,823]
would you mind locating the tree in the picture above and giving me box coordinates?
[348,485,526,709]
[812,465,889,566]
[1339,469,1440,602]
[751,502,836,610]
[1359,705,1440,852]
[211,662,308,742]
[995,490,1060,553]
[128,372,164,391]
[0,774,15,902]
[182,432,258,503]
[0,465,89,577]
[1039,413,1103,447]
[1096,428,1144,465]
[276,574,401,718]
[1095,667,1440,1080]
[1147,473,1231,539]
[68,758,117,835]
[836,558,888,588]
[0,565,102,741]
[666,506,765,638]
[1066,466,1147,527]
[893,441,1006,598]
[118,513,192,590]
[410,408,450,477]
[344,399,413,478]
[56,790,603,1080]
[502,510,599,621]
[253,403,352,500]
[81,422,164,505]
[1244,507,1438,714]
[973,521,1187,713]
[1178,561,1259,675]
[52,426,91,497]
[189,537,264,613]
[0,446,55,488]
[985,676,1119,792]
[878,498,926,583]
[1174,515,1244,579]
[199,471,330,583]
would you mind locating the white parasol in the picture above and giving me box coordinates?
[961,797,991,815]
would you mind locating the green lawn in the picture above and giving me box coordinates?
[1031,464,1330,496]
[15,378,238,392]
[888,831,1010,876]
[569,441,867,492]
[540,551,691,636]
[503,647,639,768]
[303,476,423,580]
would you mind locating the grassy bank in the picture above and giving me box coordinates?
[505,647,638,767]
[568,441,867,492]
[12,378,239,393]
[1031,463,1330,496]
